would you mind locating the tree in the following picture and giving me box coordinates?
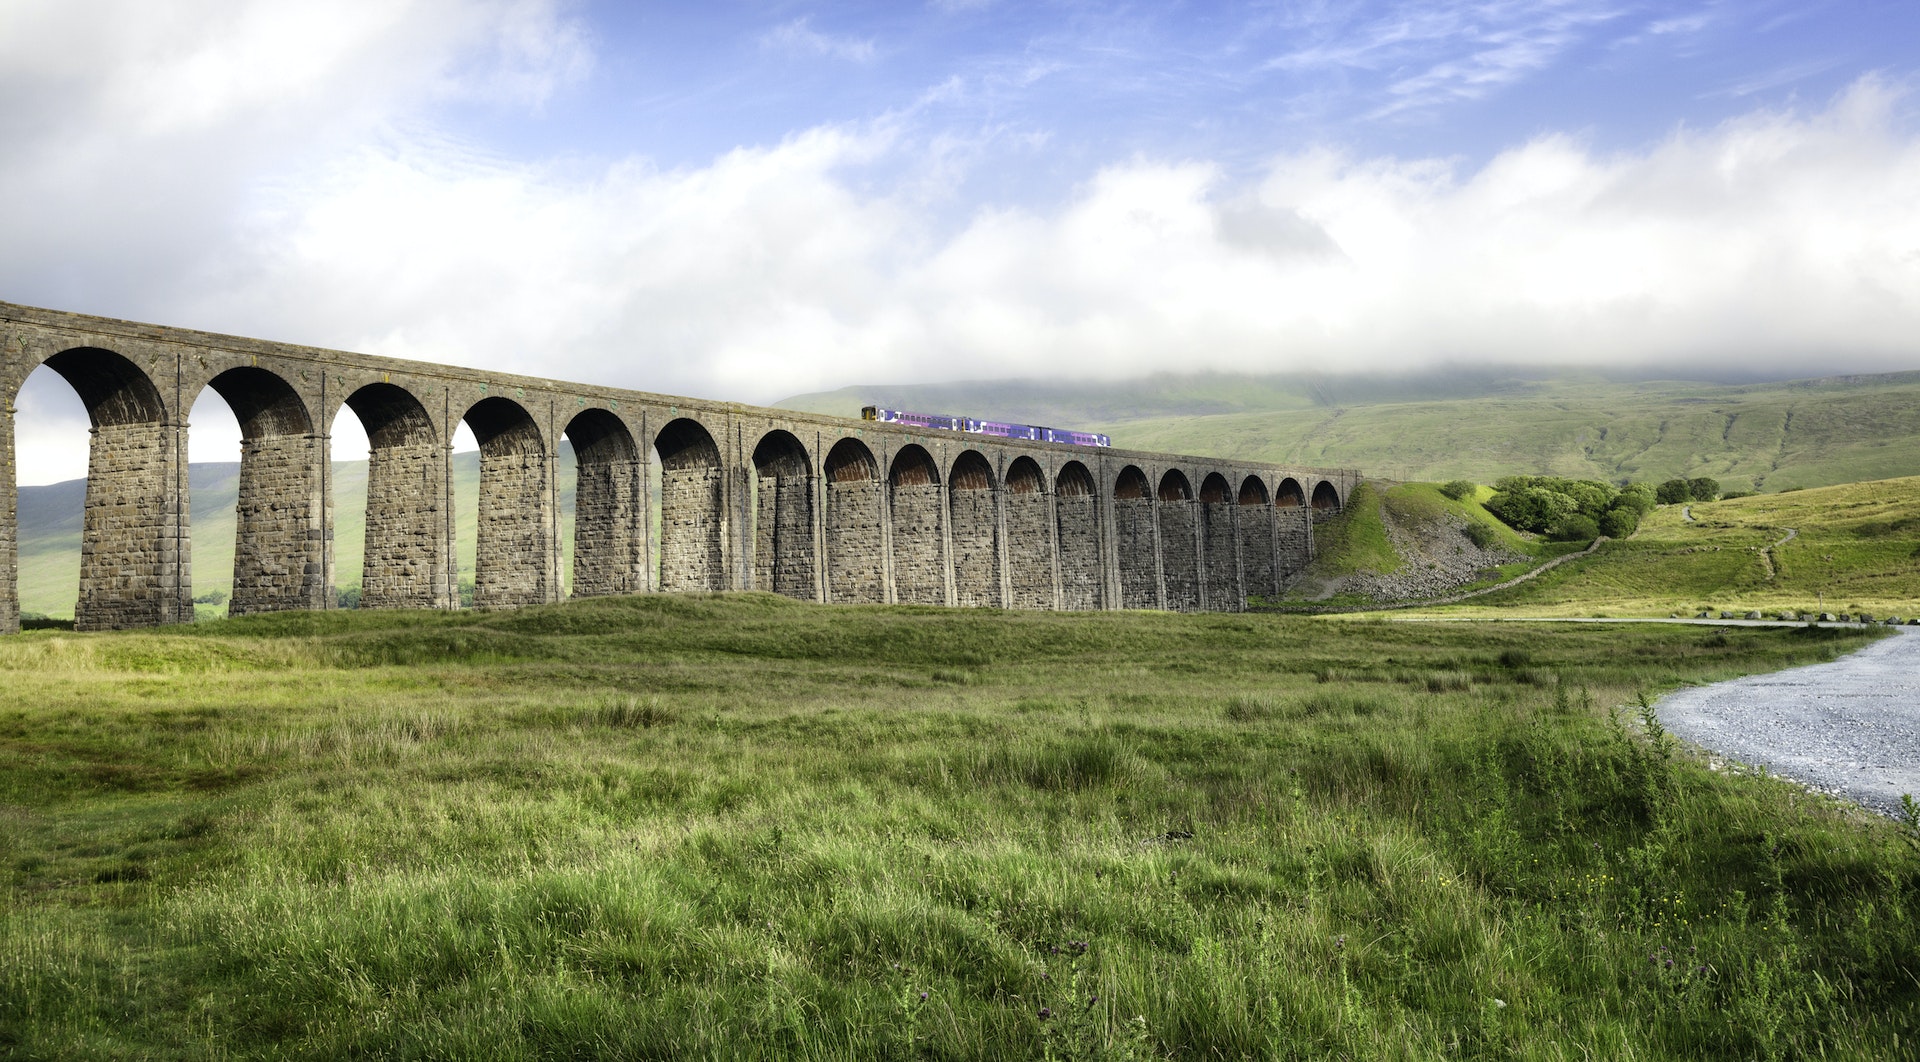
[1688,477,1721,502]
[1549,514,1600,541]
[1656,479,1692,505]
[1599,507,1640,538]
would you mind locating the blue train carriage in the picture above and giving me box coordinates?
[861,406,1110,448]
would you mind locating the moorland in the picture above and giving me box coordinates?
[3,596,1917,1059]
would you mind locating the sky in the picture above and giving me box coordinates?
[5,0,1920,483]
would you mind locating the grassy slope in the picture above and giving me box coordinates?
[783,370,1920,490]
[1285,481,1549,599]
[1414,476,1920,617]
[2,598,1913,1058]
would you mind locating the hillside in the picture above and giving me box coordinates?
[782,368,1920,490]
[1290,474,1920,618]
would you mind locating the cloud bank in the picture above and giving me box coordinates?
[5,1,1919,483]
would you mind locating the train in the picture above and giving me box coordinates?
[860,406,1111,448]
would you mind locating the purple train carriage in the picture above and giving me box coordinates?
[860,406,1111,448]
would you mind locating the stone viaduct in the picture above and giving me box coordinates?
[0,302,1360,634]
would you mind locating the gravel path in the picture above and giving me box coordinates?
[1659,627,1920,819]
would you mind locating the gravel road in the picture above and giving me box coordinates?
[1659,627,1920,819]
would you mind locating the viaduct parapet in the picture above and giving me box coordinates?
[1,302,1361,633]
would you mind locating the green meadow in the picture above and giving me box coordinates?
[1397,476,1920,618]
[4,597,1916,1058]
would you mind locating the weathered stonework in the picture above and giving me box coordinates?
[1159,501,1201,612]
[660,466,725,592]
[1201,501,1241,613]
[890,483,947,605]
[826,480,884,603]
[1004,490,1053,610]
[1,301,1361,632]
[1238,503,1277,600]
[77,421,189,630]
[228,433,328,614]
[949,487,1000,608]
[1114,498,1159,610]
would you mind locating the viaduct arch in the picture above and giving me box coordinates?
[0,302,1361,631]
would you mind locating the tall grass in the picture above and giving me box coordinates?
[2,595,1914,1058]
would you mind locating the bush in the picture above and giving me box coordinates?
[1614,484,1656,516]
[1463,522,1500,549]
[1720,490,1754,501]
[1438,480,1477,501]
[1598,507,1639,539]
[1688,476,1721,502]
[1548,514,1600,542]
[1484,476,1618,533]
[1656,478,1692,505]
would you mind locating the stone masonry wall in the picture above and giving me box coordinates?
[229,433,326,614]
[1238,506,1277,599]
[77,421,182,631]
[755,474,815,599]
[827,481,884,603]
[949,488,1000,608]
[572,458,642,597]
[1277,506,1314,579]
[660,466,725,592]
[360,441,447,609]
[1004,492,1053,610]
[475,451,553,608]
[890,483,947,605]
[1055,494,1101,611]
[1201,501,1241,612]
[1159,501,1200,612]
[1114,498,1158,610]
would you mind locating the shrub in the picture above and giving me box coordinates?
[1438,480,1477,501]
[1598,507,1639,539]
[1548,514,1600,541]
[1720,490,1754,500]
[1656,478,1692,505]
[1463,522,1500,549]
[1614,484,1656,515]
[1688,476,1721,502]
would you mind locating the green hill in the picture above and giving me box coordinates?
[1289,474,1920,618]
[783,368,1920,490]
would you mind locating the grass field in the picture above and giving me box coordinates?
[4,596,1916,1058]
[1404,476,1920,619]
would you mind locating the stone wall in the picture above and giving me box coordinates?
[1238,505,1277,599]
[360,440,448,609]
[660,466,725,592]
[755,473,816,599]
[890,483,947,605]
[1201,501,1241,612]
[1005,492,1053,609]
[572,457,643,598]
[1114,498,1159,610]
[1054,494,1101,611]
[1159,501,1200,612]
[949,488,1000,608]
[229,433,327,614]
[826,481,884,603]
[1277,506,1314,579]
[77,421,186,631]
[475,451,554,608]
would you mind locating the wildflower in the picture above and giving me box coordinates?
[1664,959,1674,969]
[1088,995,1099,1007]
[1038,1007,1052,1021]
[920,991,928,1002]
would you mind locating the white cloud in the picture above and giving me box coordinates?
[760,17,878,64]
[5,4,1919,487]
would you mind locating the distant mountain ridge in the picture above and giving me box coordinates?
[779,366,1920,489]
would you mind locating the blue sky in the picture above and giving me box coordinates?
[4,0,1920,482]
